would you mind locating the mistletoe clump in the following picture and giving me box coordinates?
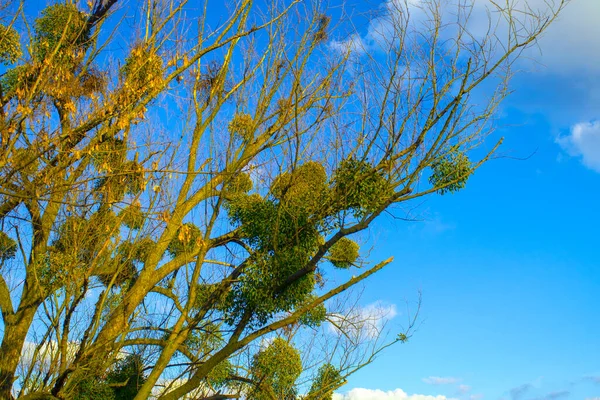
[167,223,203,257]
[92,137,127,171]
[228,112,255,141]
[0,64,37,97]
[121,45,164,94]
[249,338,302,400]
[308,363,343,400]
[231,249,317,325]
[222,172,253,199]
[118,202,145,230]
[105,354,146,400]
[94,160,145,204]
[206,359,234,388]
[50,212,119,284]
[53,216,96,262]
[72,378,115,400]
[296,295,327,327]
[32,3,89,65]
[271,161,329,213]
[191,283,230,313]
[224,164,332,325]
[429,149,473,195]
[332,158,392,217]
[313,14,331,44]
[97,242,141,287]
[35,247,86,292]
[327,237,359,269]
[0,231,17,261]
[0,24,21,64]
[11,148,40,176]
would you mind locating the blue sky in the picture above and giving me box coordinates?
[331,1,600,399]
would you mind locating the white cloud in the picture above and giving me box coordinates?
[335,0,600,75]
[531,0,600,74]
[333,388,457,400]
[422,377,460,385]
[557,121,600,172]
[328,301,397,340]
[19,340,79,369]
[329,33,369,55]
[328,0,426,55]
[457,384,471,394]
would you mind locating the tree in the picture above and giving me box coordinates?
[0,0,566,398]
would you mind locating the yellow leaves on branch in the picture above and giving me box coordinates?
[121,45,164,95]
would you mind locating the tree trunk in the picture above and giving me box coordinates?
[0,303,39,399]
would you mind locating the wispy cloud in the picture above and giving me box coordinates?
[531,390,570,400]
[328,0,425,56]
[557,120,600,172]
[509,383,532,400]
[329,33,369,55]
[422,377,460,385]
[332,388,457,400]
[328,301,397,339]
[583,375,600,384]
[457,384,471,394]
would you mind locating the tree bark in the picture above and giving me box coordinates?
[0,300,39,399]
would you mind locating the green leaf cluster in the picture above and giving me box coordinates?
[207,359,234,388]
[0,24,21,64]
[271,161,329,213]
[0,64,36,96]
[118,203,145,230]
[167,223,202,257]
[0,231,17,261]
[95,160,146,204]
[121,45,164,94]
[308,363,343,400]
[297,295,327,327]
[32,3,89,65]
[224,161,375,324]
[249,338,302,400]
[191,283,230,313]
[327,237,359,269]
[429,149,473,195]
[53,213,116,264]
[226,191,320,324]
[228,112,255,141]
[72,378,115,400]
[92,138,127,171]
[105,354,147,400]
[222,172,253,199]
[182,323,223,353]
[97,238,153,287]
[332,158,392,217]
[72,354,146,400]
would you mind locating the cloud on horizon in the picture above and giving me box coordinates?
[422,377,460,385]
[332,388,457,400]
